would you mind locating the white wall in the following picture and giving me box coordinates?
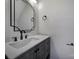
[5,0,38,42]
[38,0,74,59]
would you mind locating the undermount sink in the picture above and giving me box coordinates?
[9,38,39,49]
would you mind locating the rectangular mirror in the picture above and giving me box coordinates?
[10,0,18,31]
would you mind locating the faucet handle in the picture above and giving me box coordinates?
[12,37,17,42]
[25,35,27,39]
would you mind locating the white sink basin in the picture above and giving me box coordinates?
[9,38,39,49]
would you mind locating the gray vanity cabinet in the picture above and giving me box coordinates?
[15,48,34,59]
[34,41,45,59]
[15,37,50,59]
[44,38,50,59]
[15,47,35,59]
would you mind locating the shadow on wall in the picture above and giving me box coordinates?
[50,37,59,59]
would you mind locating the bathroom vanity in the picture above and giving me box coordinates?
[6,0,50,59]
[5,35,50,59]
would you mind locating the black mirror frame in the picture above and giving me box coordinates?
[10,0,36,33]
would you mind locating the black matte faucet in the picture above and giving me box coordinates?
[20,30,26,40]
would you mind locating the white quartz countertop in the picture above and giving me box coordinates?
[5,34,49,59]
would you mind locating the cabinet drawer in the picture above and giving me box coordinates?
[16,48,35,59]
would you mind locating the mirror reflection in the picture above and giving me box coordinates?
[15,0,34,30]
[10,0,36,33]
